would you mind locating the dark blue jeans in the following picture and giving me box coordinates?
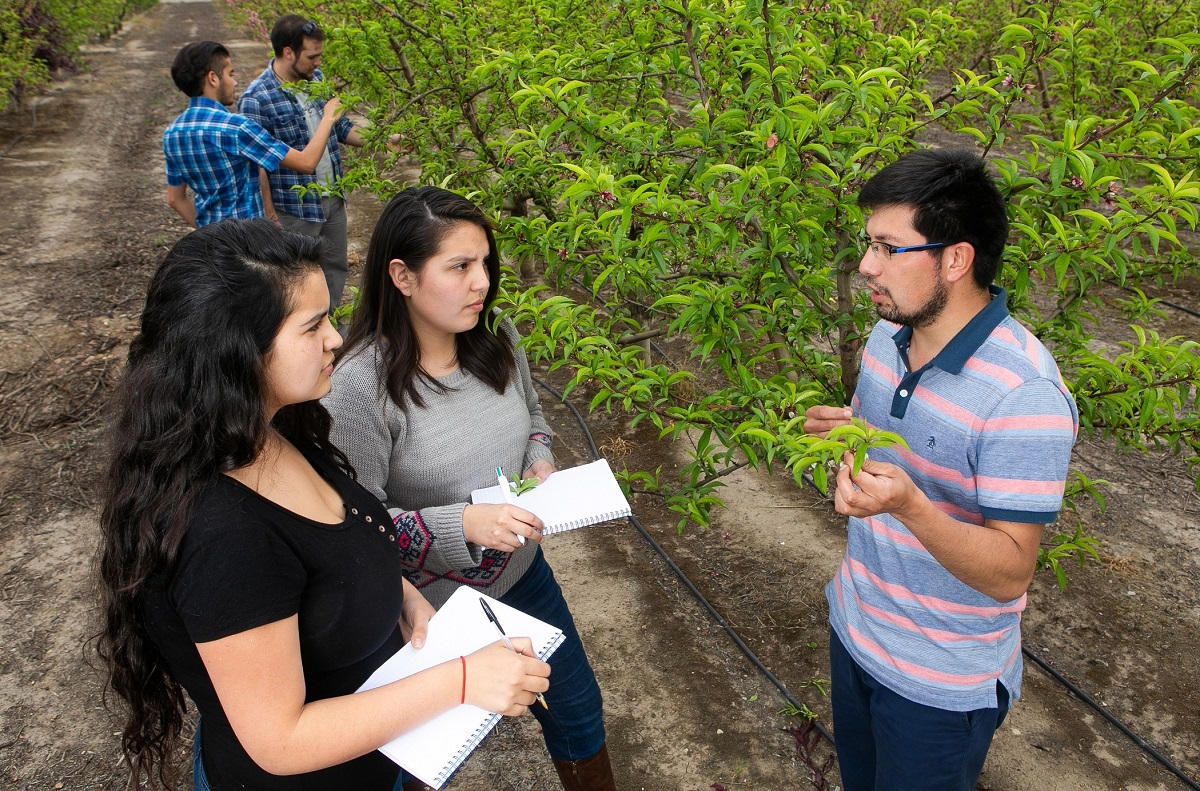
[498,546,607,761]
[829,628,1010,791]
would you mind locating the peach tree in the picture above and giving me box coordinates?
[226,0,1199,579]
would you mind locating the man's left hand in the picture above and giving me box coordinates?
[834,450,921,520]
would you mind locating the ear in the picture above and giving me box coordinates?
[282,46,296,63]
[388,258,415,295]
[942,241,976,285]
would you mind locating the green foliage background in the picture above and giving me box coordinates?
[0,0,156,112]
[226,0,1199,581]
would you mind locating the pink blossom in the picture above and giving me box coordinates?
[1069,175,1084,189]
[765,133,778,150]
[598,191,616,204]
[1023,83,1036,94]
[1001,75,1014,88]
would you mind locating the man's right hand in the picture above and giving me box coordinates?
[803,405,853,438]
[321,97,345,122]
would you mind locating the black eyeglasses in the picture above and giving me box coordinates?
[301,20,319,36]
[858,234,955,260]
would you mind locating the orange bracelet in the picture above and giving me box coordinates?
[459,655,466,705]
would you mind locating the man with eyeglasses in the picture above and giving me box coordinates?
[163,41,344,228]
[804,148,1078,790]
[239,15,365,308]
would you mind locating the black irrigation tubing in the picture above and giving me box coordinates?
[1107,280,1200,320]
[532,373,1200,787]
[1022,648,1200,791]
[531,374,836,744]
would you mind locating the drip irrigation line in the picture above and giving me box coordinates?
[533,373,1200,787]
[532,374,835,744]
[1022,648,1200,790]
[1108,280,1200,320]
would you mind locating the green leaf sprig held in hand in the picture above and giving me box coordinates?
[507,474,539,497]
[792,418,909,495]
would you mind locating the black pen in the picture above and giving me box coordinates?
[479,597,549,709]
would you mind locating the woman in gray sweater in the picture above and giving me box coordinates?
[323,187,615,791]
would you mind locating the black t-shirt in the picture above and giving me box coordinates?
[140,441,406,790]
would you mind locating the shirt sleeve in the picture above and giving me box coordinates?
[335,113,354,144]
[163,134,185,186]
[233,115,290,173]
[171,493,305,643]
[975,378,1078,524]
[325,348,483,574]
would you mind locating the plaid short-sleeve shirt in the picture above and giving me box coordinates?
[826,287,1078,712]
[162,97,290,227]
[237,64,354,223]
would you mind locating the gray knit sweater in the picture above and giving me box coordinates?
[322,323,555,607]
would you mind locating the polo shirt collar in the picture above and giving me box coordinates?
[888,285,1008,418]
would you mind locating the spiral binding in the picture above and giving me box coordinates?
[543,507,632,535]
[432,631,567,786]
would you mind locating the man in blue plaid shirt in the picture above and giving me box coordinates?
[163,41,344,228]
[239,16,365,307]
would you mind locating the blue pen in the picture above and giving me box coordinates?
[496,466,525,545]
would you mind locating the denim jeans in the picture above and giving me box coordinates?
[498,547,607,761]
[191,723,211,791]
[829,628,1010,791]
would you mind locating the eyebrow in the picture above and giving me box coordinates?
[302,310,327,326]
[863,228,902,243]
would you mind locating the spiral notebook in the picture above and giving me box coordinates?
[470,458,631,534]
[357,587,564,789]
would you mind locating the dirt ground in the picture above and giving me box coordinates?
[1,2,1197,790]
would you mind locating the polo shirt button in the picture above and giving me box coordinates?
[351,508,359,515]
[388,534,396,541]
[378,526,386,533]
[365,515,373,523]
[900,389,909,397]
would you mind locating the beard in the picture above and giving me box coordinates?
[874,276,949,328]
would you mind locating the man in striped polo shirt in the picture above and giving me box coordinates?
[805,148,1078,790]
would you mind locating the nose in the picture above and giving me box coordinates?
[324,318,343,350]
[858,248,881,278]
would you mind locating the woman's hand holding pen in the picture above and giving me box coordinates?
[463,504,544,552]
[463,640,551,716]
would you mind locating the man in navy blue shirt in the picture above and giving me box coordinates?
[239,16,365,307]
[163,41,343,228]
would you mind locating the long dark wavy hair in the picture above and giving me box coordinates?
[342,186,514,408]
[96,219,350,789]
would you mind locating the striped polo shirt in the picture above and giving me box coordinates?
[826,286,1078,712]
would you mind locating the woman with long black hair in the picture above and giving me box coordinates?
[324,187,616,790]
[97,219,549,790]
